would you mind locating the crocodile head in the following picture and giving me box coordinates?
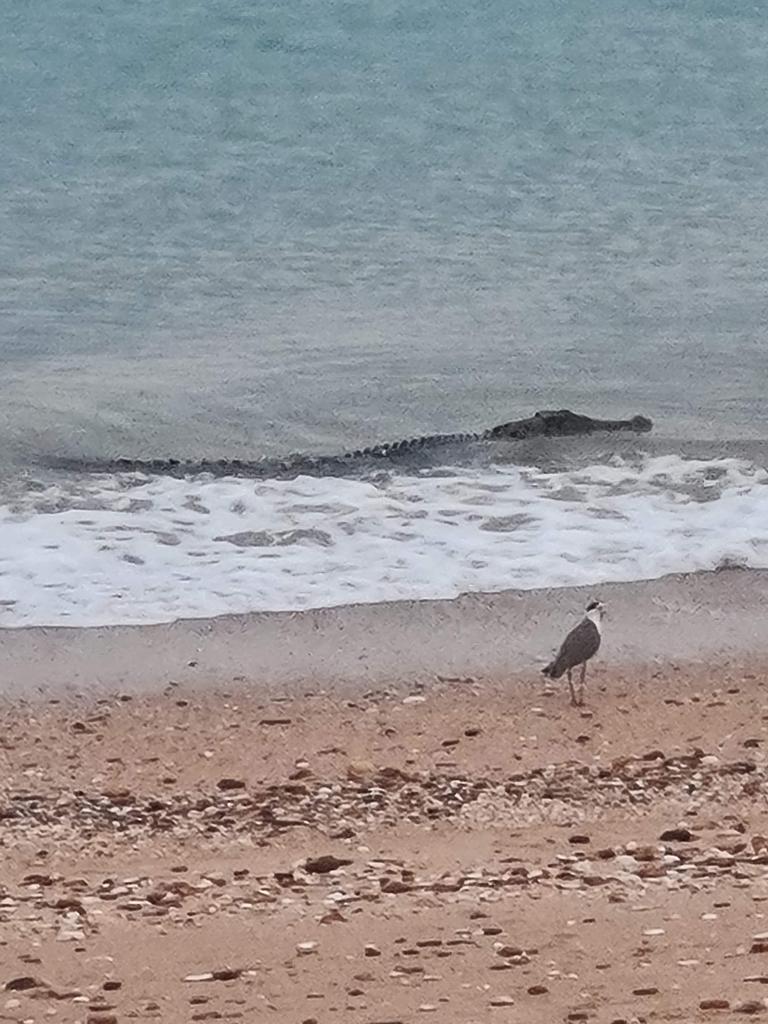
[488,409,654,440]
[628,414,653,432]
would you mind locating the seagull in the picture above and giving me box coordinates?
[542,600,605,706]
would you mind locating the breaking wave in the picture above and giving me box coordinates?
[1,454,767,627]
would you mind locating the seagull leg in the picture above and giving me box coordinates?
[578,662,587,706]
[567,668,577,706]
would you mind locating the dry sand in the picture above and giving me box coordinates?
[1,573,768,1022]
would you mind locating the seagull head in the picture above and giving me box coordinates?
[585,599,605,624]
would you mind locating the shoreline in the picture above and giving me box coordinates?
[4,443,768,635]
[0,567,766,698]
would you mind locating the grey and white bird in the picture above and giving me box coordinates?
[542,600,605,706]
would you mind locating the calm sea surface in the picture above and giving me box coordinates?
[2,0,768,465]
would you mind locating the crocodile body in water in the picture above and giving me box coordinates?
[46,409,653,480]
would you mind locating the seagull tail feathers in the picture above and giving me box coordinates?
[542,658,564,680]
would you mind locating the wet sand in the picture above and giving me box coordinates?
[0,568,767,697]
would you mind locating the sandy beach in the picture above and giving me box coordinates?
[1,572,768,1022]
[6,0,768,1018]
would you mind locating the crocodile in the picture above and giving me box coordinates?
[46,409,653,480]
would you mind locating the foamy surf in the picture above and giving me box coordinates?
[1,454,767,628]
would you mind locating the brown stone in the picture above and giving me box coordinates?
[5,976,45,991]
[633,845,659,862]
[380,877,412,894]
[636,864,667,879]
[660,827,694,842]
[496,945,525,958]
[319,909,346,924]
[734,1001,766,1015]
[211,968,242,981]
[346,760,376,782]
[216,778,246,791]
[23,874,55,886]
[304,855,353,874]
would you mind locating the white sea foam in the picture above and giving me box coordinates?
[0,455,767,627]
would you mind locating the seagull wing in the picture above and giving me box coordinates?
[543,618,601,679]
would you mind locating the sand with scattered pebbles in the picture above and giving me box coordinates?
[2,646,768,1023]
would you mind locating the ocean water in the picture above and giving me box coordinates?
[2,0,768,625]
